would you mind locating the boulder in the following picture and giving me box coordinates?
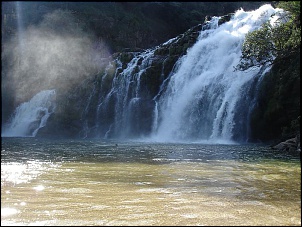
[272,135,300,152]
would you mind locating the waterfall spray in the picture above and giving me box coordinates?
[2,90,56,137]
[151,4,283,143]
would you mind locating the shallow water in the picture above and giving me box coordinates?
[1,137,301,226]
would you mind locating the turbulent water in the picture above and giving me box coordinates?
[1,138,301,226]
[152,7,279,142]
[2,5,285,142]
[80,4,283,142]
[80,4,284,142]
[2,5,300,225]
[2,90,56,137]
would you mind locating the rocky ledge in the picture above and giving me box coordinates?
[271,134,301,153]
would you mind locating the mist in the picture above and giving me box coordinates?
[2,9,112,107]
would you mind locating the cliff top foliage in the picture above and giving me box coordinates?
[236,1,301,71]
[2,1,269,52]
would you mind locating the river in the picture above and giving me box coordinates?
[1,137,301,226]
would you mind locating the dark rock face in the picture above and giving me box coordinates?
[218,13,234,26]
[272,134,301,153]
[31,12,300,143]
[249,52,300,143]
[36,20,208,138]
[1,2,264,52]
[1,2,268,128]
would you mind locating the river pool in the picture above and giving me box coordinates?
[1,137,301,226]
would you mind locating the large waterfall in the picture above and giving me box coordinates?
[82,4,281,143]
[2,4,284,142]
[2,90,56,137]
[151,5,281,143]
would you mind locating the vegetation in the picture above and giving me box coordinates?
[2,2,267,52]
[238,1,300,142]
[249,52,300,142]
[236,1,300,71]
[1,1,266,125]
[3,1,299,143]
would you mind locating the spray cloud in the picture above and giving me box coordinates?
[2,9,112,106]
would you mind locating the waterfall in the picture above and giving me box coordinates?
[77,4,283,142]
[11,4,283,142]
[2,89,56,137]
[151,4,283,143]
[100,50,156,139]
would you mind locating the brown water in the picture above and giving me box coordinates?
[1,138,301,226]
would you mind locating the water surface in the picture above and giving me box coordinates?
[1,137,301,226]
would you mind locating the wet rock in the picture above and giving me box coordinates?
[272,134,300,152]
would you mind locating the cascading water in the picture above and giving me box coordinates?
[150,4,283,143]
[78,4,284,143]
[8,4,283,141]
[97,49,156,139]
[80,32,193,140]
[2,89,56,137]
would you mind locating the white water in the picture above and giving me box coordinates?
[3,5,284,141]
[78,4,284,142]
[94,49,157,139]
[2,89,56,137]
[151,4,283,143]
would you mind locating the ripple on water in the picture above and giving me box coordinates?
[1,138,300,226]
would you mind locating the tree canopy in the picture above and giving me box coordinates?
[236,1,301,71]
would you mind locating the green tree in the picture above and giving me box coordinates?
[236,1,300,71]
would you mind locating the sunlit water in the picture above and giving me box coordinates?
[1,137,301,226]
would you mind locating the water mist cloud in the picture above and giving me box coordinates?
[2,9,112,104]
